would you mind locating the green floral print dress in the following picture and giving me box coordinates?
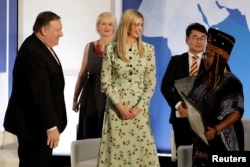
[97,42,160,167]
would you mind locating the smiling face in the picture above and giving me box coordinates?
[41,19,63,48]
[97,16,115,37]
[128,17,143,40]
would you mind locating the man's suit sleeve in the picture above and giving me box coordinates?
[161,56,182,111]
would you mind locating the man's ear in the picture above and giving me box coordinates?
[185,37,188,44]
[40,27,47,36]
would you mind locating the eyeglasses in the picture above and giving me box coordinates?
[190,36,207,42]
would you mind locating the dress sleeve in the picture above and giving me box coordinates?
[218,94,244,120]
[101,43,120,105]
[217,76,244,120]
[136,44,156,109]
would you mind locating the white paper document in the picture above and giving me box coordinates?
[180,91,209,145]
[174,76,197,118]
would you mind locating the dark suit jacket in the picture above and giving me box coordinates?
[161,52,205,124]
[4,33,67,138]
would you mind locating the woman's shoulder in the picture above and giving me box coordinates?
[224,72,242,84]
[142,42,155,55]
[218,72,243,93]
[142,41,154,49]
[106,42,117,48]
[105,42,118,57]
[88,41,95,47]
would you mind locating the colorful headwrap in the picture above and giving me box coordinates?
[207,28,235,61]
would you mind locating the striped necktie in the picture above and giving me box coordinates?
[190,55,199,76]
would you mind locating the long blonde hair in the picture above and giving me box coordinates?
[113,9,145,62]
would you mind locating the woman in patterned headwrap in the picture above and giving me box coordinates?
[188,28,244,167]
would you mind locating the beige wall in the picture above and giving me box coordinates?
[0,0,122,155]
[18,0,120,74]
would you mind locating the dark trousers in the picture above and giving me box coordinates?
[172,118,193,149]
[17,135,53,167]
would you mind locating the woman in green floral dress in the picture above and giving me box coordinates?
[97,9,160,167]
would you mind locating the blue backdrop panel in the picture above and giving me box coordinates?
[8,0,18,95]
[0,0,7,72]
[123,0,250,153]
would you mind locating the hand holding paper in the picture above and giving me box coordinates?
[180,91,209,145]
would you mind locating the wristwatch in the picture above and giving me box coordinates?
[215,125,221,135]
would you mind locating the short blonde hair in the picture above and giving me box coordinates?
[96,12,117,34]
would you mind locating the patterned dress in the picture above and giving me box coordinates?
[189,72,244,167]
[97,42,160,167]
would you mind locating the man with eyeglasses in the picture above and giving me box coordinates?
[161,23,207,154]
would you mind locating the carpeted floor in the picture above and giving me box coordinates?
[52,155,177,167]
